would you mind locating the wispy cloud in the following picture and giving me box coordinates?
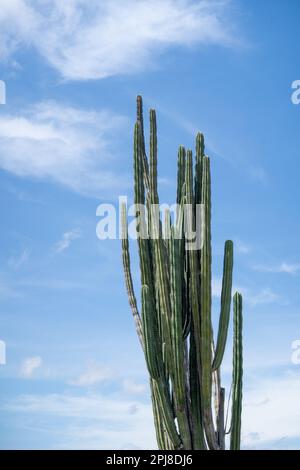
[0,276,20,299]
[122,379,146,395]
[0,101,128,196]
[253,262,300,275]
[5,391,155,449]
[244,287,279,307]
[235,239,251,255]
[249,165,268,184]
[0,0,237,80]
[8,248,31,270]
[242,373,300,449]
[6,371,300,449]
[0,0,38,60]
[53,228,81,253]
[17,278,88,291]
[212,277,279,307]
[20,356,43,378]
[69,362,112,387]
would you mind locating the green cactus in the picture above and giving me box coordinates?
[121,96,243,450]
[230,292,243,450]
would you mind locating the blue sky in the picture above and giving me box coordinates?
[0,0,300,449]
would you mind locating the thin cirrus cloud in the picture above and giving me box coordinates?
[242,373,300,449]
[4,391,156,449]
[0,101,129,196]
[235,239,251,255]
[0,0,237,80]
[6,372,300,449]
[122,379,146,395]
[20,356,43,378]
[53,228,81,254]
[212,277,279,307]
[68,362,112,387]
[8,247,31,270]
[244,287,279,307]
[253,262,300,275]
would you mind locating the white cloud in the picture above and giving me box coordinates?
[0,276,20,299]
[244,287,279,307]
[8,248,31,270]
[6,371,300,449]
[0,0,237,80]
[242,373,300,449]
[122,379,146,395]
[212,277,279,307]
[235,239,251,254]
[0,0,39,60]
[253,262,300,275]
[53,228,81,253]
[69,362,112,387]
[17,278,88,291]
[21,356,43,378]
[5,392,156,449]
[0,101,128,196]
[249,165,268,184]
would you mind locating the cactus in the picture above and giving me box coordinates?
[121,96,243,450]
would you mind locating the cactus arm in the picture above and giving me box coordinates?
[200,156,218,449]
[190,132,207,450]
[177,146,186,205]
[150,109,158,201]
[150,378,166,449]
[212,240,234,371]
[185,151,200,355]
[134,121,155,292]
[169,227,192,449]
[212,354,220,422]
[121,202,144,349]
[185,151,200,357]
[141,285,162,380]
[134,121,144,205]
[194,132,204,316]
[136,95,145,153]
[148,112,172,367]
[189,323,207,450]
[151,379,175,450]
[141,285,182,449]
[217,387,226,450]
[175,176,190,340]
[194,132,204,207]
[185,151,206,450]
[186,151,217,449]
[163,208,171,256]
[176,161,190,341]
[156,378,182,449]
[136,95,150,190]
[230,292,243,450]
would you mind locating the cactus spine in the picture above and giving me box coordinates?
[121,96,243,450]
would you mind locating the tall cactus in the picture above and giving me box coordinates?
[121,96,243,450]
